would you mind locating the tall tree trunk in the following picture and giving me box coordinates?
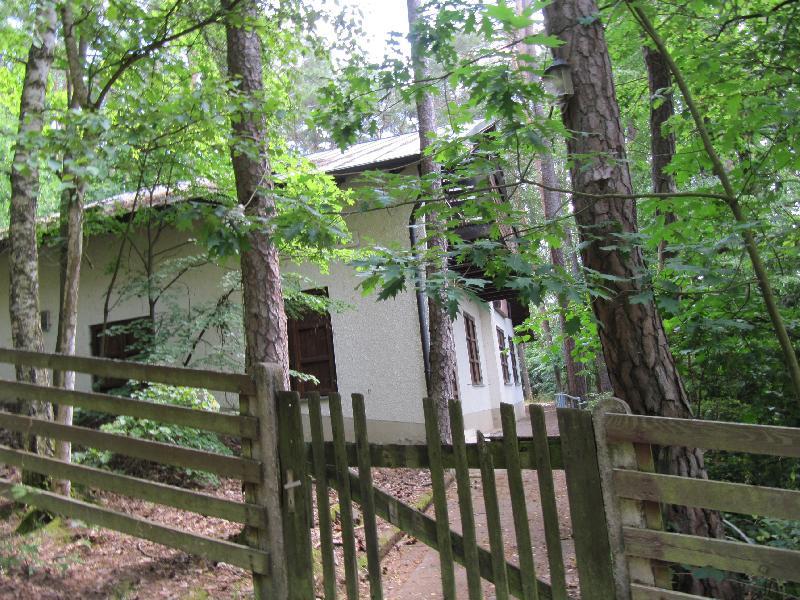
[627,2,800,402]
[542,2,736,596]
[224,0,289,382]
[407,0,456,442]
[517,343,534,400]
[7,1,57,483]
[516,2,587,399]
[534,133,588,399]
[52,2,90,496]
[539,310,563,392]
[643,45,678,269]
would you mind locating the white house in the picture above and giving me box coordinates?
[0,132,528,442]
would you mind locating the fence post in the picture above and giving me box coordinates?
[276,390,314,599]
[247,362,288,599]
[592,399,671,598]
[557,407,616,600]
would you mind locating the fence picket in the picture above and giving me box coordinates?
[528,404,568,600]
[448,400,483,600]
[499,403,538,600]
[477,430,509,600]
[308,392,337,600]
[422,397,457,600]
[329,392,360,600]
[353,394,383,600]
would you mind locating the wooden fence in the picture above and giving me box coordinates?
[2,348,797,599]
[0,348,286,597]
[593,398,800,600]
[279,391,617,600]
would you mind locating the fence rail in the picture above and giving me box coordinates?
[595,399,800,599]
[0,348,277,595]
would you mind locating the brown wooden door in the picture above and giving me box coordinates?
[288,292,337,395]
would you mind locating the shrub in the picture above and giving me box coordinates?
[75,384,231,486]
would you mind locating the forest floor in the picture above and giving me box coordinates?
[0,404,575,599]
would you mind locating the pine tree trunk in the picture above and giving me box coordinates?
[643,45,678,269]
[7,1,57,480]
[407,0,456,442]
[542,2,737,595]
[224,0,290,382]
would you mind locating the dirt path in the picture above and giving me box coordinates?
[379,404,581,599]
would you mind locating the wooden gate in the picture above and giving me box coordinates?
[0,348,285,597]
[277,391,618,600]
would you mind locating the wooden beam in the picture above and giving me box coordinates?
[0,411,261,482]
[0,479,269,574]
[604,414,800,458]
[0,347,254,394]
[0,378,257,437]
[0,444,265,526]
[623,527,800,584]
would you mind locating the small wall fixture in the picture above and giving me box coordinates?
[543,58,574,101]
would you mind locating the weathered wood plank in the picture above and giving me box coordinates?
[500,403,537,600]
[277,391,314,600]
[0,378,257,437]
[246,363,288,599]
[477,431,509,600]
[557,408,616,600]
[623,527,800,584]
[604,413,800,458]
[353,394,383,600]
[335,466,554,600]
[448,400,483,600]
[0,347,254,394]
[630,583,705,599]
[0,411,261,482]
[613,469,800,522]
[329,393,359,600]
[0,444,264,526]
[0,479,269,574]
[528,404,567,600]
[305,439,564,470]
[308,392,337,600]
[422,397,456,599]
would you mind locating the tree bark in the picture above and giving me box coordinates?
[52,2,90,497]
[534,128,588,399]
[643,45,678,269]
[7,1,57,480]
[407,0,457,442]
[542,2,736,595]
[628,1,800,402]
[224,0,289,381]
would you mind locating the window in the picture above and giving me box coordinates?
[508,335,520,385]
[493,300,508,318]
[497,327,511,385]
[463,313,483,385]
[90,316,151,392]
[288,289,337,395]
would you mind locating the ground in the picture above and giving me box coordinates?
[0,404,577,599]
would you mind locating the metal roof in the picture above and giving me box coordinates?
[307,132,422,175]
[307,121,491,176]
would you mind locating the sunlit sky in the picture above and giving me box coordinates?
[356,0,410,58]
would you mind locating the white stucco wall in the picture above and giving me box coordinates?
[0,181,522,441]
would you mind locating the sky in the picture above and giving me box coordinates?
[356,0,410,59]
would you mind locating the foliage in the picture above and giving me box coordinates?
[75,384,230,486]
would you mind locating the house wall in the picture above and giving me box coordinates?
[0,180,524,442]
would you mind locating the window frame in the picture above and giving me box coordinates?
[463,312,483,385]
[508,335,520,385]
[497,326,511,385]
